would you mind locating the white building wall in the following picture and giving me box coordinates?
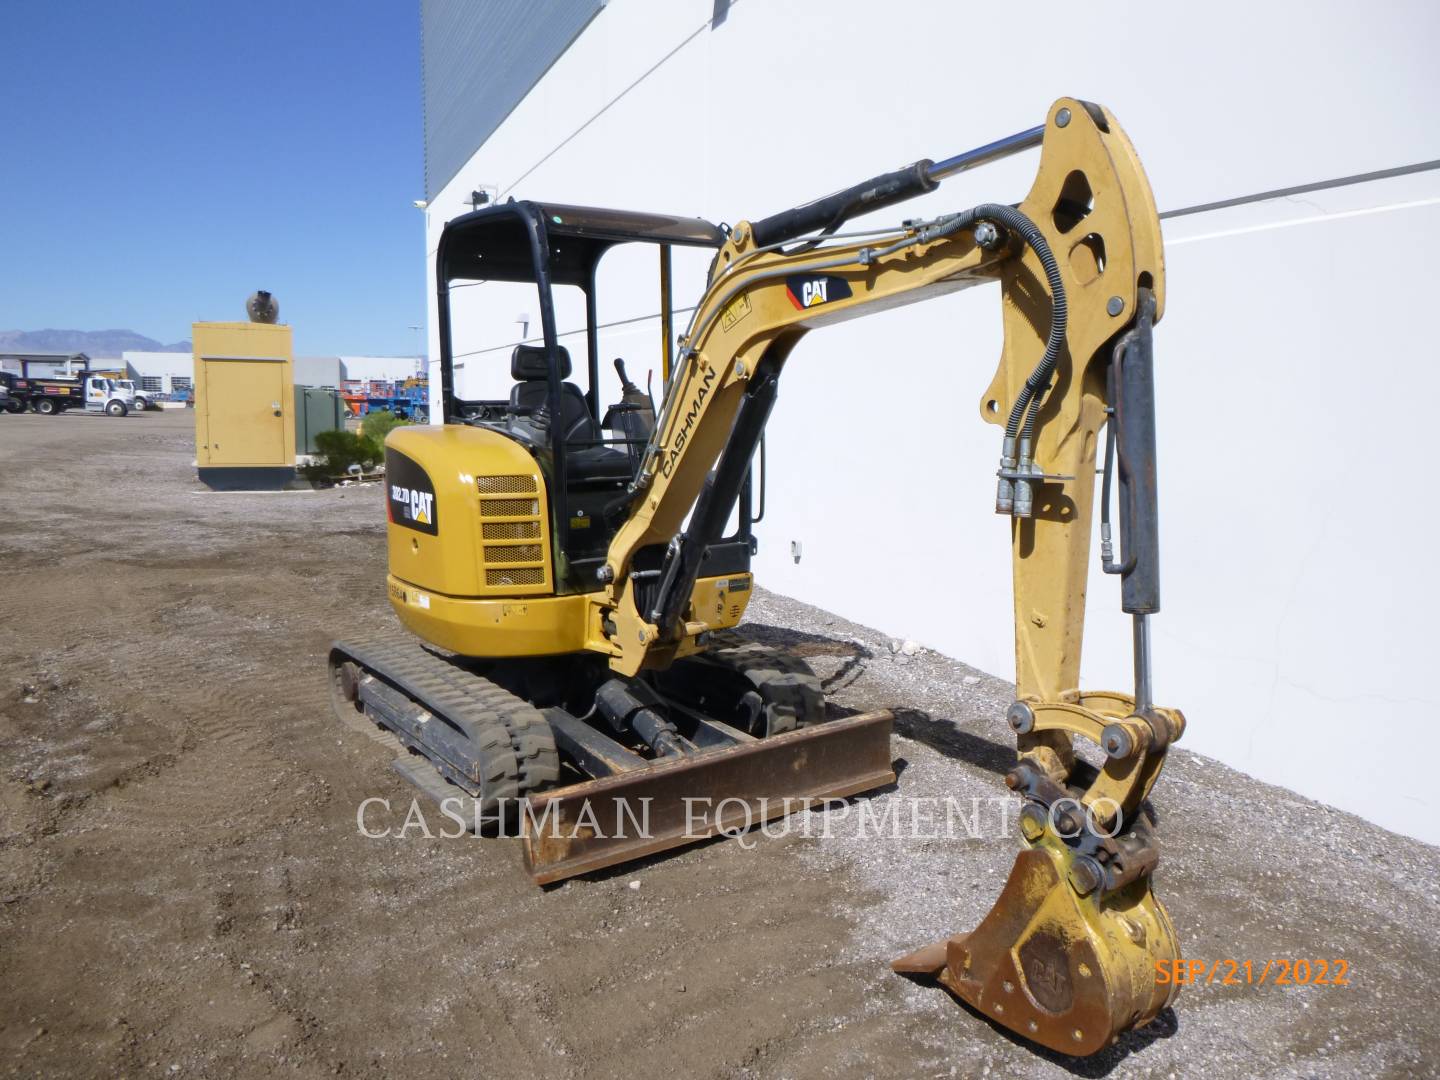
[123,350,193,388]
[339,355,425,383]
[424,0,1440,841]
[295,356,343,388]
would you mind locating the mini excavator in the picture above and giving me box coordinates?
[330,98,1184,1054]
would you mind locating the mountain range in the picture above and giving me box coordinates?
[0,329,191,357]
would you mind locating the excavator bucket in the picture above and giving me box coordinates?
[893,844,1180,1056]
[522,709,895,884]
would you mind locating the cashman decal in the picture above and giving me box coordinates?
[386,449,439,535]
[661,365,718,479]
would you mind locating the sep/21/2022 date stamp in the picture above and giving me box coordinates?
[1155,959,1351,987]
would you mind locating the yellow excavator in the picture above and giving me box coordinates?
[330,97,1183,1055]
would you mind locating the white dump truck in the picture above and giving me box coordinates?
[0,370,135,416]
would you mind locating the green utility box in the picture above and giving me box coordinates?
[294,387,346,454]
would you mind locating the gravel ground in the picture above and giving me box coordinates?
[1,410,1437,1079]
[742,591,1440,1078]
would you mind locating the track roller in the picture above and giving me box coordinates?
[329,630,559,817]
[651,630,825,736]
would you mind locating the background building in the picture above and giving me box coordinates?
[122,350,418,394]
[337,355,425,384]
[295,356,343,388]
[419,0,1440,841]
[0,351,90,377]
[124,350,193,399]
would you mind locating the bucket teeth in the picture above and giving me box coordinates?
[893,844,1180,1056]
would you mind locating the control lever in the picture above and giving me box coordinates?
[606,357,657,470]
[615,357,639,395]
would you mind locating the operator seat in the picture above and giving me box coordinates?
[509,345,630,483]
[509,345,595,443]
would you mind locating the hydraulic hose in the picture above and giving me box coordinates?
[637,203,1066,509]
[863,206,1066,437]
[950,203,1068,443]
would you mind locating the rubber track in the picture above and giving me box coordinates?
[694,630,826,734]
[332,630,559,809]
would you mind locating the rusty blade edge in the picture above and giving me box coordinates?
[525,767,897,884]
[522,710,895,884]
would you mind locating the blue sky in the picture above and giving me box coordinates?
[0,0,426,356]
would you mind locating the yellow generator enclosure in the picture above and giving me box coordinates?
[193,322,296,489]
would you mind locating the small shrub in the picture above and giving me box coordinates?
[360,409,411,444]
[304,429,382,480]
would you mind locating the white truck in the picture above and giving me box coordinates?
[0,371,135,416]
[84,376,136,415]
[112,378,151,411]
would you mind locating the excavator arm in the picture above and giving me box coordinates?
[587,98,1184,1054]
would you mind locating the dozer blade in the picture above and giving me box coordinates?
[893,844,1180,1056]
[522,709,894,884]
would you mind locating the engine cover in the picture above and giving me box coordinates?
[385,424,554,601]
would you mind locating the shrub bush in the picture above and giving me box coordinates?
[360,408,410,444]
[303,429,382,480]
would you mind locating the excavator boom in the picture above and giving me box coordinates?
[584,98,1184,1054]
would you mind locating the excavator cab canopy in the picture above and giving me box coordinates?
[438,202,723,286]
[436,199,723,425]
[433,200,750,593]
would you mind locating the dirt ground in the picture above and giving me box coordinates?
[2,409,1438,1079]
